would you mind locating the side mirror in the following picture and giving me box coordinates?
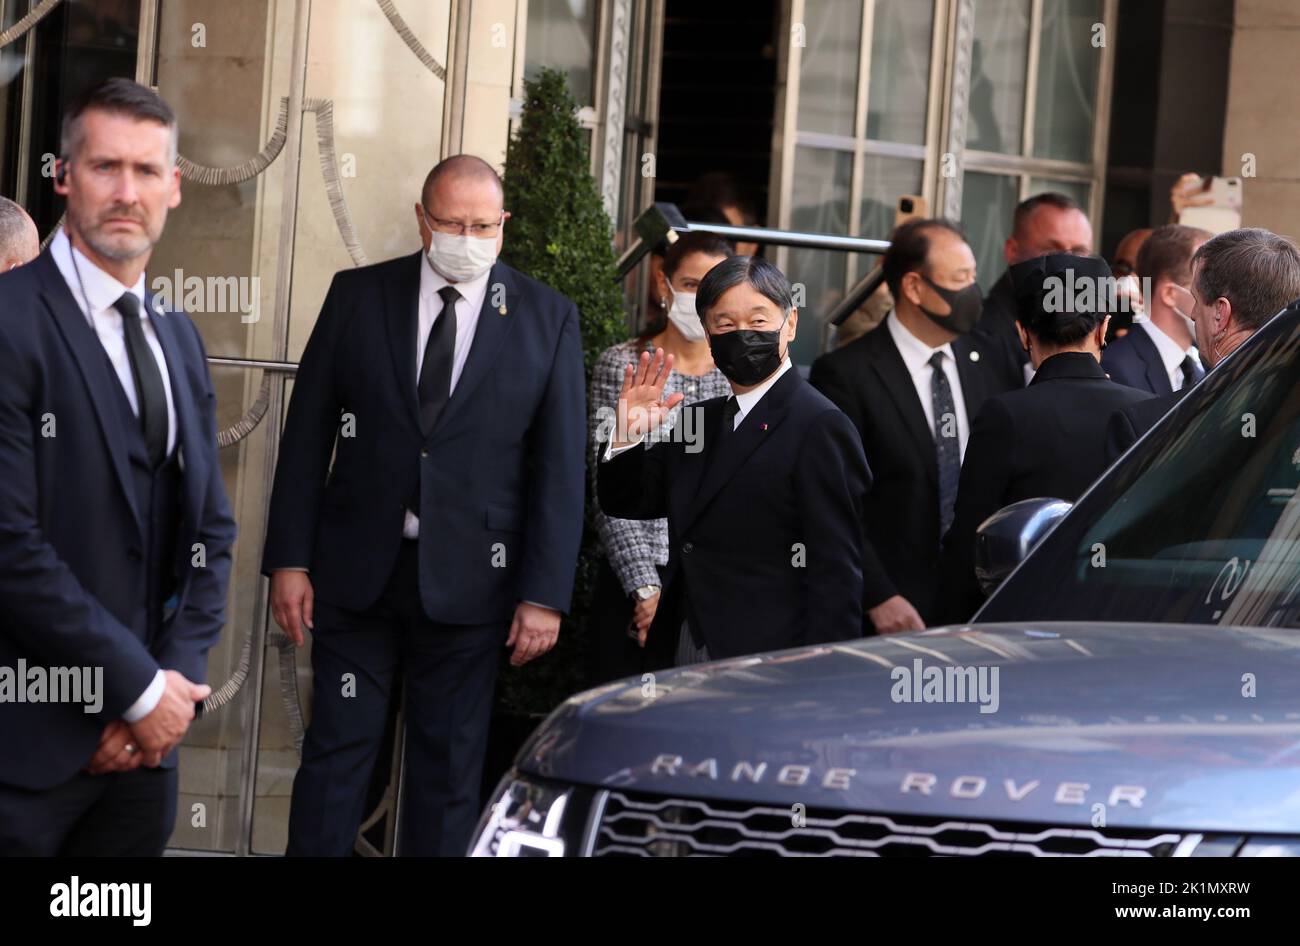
[974,497,1073,594]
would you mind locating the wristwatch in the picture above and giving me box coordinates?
[631,584,660,601]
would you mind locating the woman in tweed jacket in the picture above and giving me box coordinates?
[587,232,734,683]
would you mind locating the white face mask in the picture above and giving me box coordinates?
[423,212,499,282]
[1169,283,1198,341]
[665,289,706,342]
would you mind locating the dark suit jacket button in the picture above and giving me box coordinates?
[420,448,429,458]
[682,541,694,554]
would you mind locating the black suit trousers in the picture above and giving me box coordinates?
[286,541,508,857]
[0,766,178,856]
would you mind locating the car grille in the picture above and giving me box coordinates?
[592,791,1186,857]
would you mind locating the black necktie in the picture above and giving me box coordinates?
[1180,353,1204,389]
[704,397,740,477]
[721,396,740,435]
[418,286,460,436]
[114,293,168,467]
[930,351,960,539]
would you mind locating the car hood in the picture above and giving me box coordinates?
[517,623,1300,832]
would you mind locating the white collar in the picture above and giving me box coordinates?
[1139,318,1196,371]
[733,356,793,419]
[50,229,147,320]
[420,252,493,313]
[886,308,956,373]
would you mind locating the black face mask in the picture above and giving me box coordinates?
[707,315,787,386]
[917,274,983,335]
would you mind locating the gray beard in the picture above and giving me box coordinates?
[69,207,160,263]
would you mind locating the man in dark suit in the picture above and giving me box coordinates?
[262,155,586,857]
[1106,227,1300,459]
[598,256,869,660]
[974,193,1094,390]
[938,254,1154,623]
[0,79,234,856]
[811,219,1014,633]
[1102,224,1210,395]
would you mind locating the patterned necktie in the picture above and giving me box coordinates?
[930,350,960,538]
[114,292,168,467]
[1180,353,1204,389]
[418,285,460,436]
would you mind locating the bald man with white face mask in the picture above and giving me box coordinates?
[263,154,587,857]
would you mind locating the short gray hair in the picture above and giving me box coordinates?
[0,196,37,262]
[695,255,794,322]
[60,78,178,166]
[1193,228,1300,330]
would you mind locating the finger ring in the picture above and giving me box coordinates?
[124,743,137,754]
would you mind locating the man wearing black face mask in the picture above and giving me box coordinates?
[597,256,870,662]
[811,218,1015,634]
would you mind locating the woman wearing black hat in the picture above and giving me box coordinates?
[936,253,1155,623]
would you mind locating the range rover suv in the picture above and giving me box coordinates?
[471,301,1300,857]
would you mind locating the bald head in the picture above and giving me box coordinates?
[0,197,39,270]
[415,154,510,259]
[421,154,503,208]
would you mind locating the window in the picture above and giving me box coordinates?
[779,0,939,364]
[523,0,601,107]
[962,0,1111,291]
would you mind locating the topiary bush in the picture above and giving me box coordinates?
[497,67,627,717]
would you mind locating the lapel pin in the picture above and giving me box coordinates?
[498,304,507,315]
[760,423,769,431]
[969,350,979,362]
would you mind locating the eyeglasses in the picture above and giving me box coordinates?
[420,206,504,238]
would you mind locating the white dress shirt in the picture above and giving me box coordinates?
[1139,318,1199,391]
[603,356,794,461]
[50,230,178,456]
[403,255,492,538]
[886,309,971,460]
[49,229,176,722]
[731,356,793,428]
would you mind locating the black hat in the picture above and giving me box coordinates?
[1009,253,1114,331]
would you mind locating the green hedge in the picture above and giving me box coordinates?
[497,68,627,716]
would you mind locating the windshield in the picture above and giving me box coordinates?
[978,304,1300,629]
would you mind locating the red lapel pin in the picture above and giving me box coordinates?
[760,423,769,431]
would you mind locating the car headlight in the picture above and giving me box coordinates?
[1238,837,1300,856]
[470,772,573,857]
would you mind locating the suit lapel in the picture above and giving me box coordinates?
[953,334,989,417]
[36,253,144,538]
[428,262,519,441]
[672,398,726,528]
[1134,326,1173,394]
[146,296,204,534]
[682,368,799,529]
[383,251,424,431]
[871,331,938,484]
